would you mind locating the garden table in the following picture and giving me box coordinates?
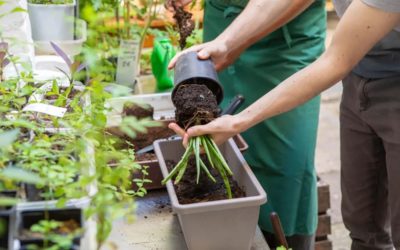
[104,190,270,249]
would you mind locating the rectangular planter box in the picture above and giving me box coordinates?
[135,134,249,191]
[154,138,267,250]
[15,207,84,250]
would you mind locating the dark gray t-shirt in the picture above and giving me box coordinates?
[333,0,400,78]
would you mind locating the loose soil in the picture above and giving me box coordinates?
[46,88,80,101]
[122,102,154,119]
[20,219,80,239]
[173,84,219,128]
[107,102,174,153]
[167,0,195,49]
[166,156,246,204]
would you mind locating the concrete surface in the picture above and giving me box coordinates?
[102,191,269,250]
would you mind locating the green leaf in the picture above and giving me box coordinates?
[0,197,20,206]
[11,7,26,13]
[0,129,19,148]
[1,167,45,185]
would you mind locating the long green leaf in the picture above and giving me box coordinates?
[0,129,19,148]
[201,136,214,169]
[162,139,193,184]
[195,137,200,184]
[199,159,216,183]
[1,167,45,185]
[206,136,233,175]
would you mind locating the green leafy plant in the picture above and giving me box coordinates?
[27,219,81,250]
[28,0,75,4]
[162,135,234,199]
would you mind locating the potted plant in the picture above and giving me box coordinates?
[154,138,267,249]
[27,0,76,41]
[16,208,84,249]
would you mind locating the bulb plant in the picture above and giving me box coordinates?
[162,135,233,198]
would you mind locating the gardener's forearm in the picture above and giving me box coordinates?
[234,0,400,132]
[217,0,314,52]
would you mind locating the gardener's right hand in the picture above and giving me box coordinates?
[169,114,244,147]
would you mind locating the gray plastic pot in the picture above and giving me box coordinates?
[172,51,223,104]
[28,1,76,41]
[154,138,267,250]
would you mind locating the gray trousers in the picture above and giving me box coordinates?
[340,73,400,250]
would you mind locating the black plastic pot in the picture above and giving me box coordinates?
[172,51,223,104]
[0,206,15,250]
[0,190,17,249]
[16,208,83,249]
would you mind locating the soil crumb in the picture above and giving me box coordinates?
[167,0,195,49]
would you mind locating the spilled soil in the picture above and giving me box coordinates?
[122,102,154,119]
[20,219,80,239]
[173,84,219,129]
[167,156,245,204]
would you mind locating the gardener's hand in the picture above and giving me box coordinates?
[168,38,240,71]
[168,115,243,147]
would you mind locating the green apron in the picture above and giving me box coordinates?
[203,0,326,236]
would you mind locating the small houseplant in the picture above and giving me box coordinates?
[27,0,77,41]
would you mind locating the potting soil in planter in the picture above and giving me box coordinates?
[167,156,246,204]
[110,102,175,153]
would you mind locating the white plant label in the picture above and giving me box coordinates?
[22,103,67,117]
[116,39,140,89]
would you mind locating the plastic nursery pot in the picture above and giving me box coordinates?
[154,138,267,250]
[27,0,76,41]
[172,51,223,104]
[16,208,83,249]
[0,190,17,249]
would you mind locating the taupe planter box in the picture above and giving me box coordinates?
[154,138,267,250]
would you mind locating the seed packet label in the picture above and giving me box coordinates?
[22,103,67,117]
[116,39,140,89]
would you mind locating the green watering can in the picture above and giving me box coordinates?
[151,38,176,91]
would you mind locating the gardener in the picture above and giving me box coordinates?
[167,0,326,248]
[169,0,400,249]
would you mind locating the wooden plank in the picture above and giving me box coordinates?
[316,214,332,237]
[315,239,333,250]
[318,182,331,214]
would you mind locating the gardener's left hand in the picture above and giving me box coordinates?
[168,115,242,147]
[168,38,241,72]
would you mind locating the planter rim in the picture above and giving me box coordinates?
[27,1,76,7]
[154,138,267,215]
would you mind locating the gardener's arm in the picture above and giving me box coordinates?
[170,0,400,145]
[169,0,314,70]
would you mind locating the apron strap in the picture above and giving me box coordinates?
[223,5,242,18]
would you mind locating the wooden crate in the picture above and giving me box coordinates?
[316,180,333,250]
